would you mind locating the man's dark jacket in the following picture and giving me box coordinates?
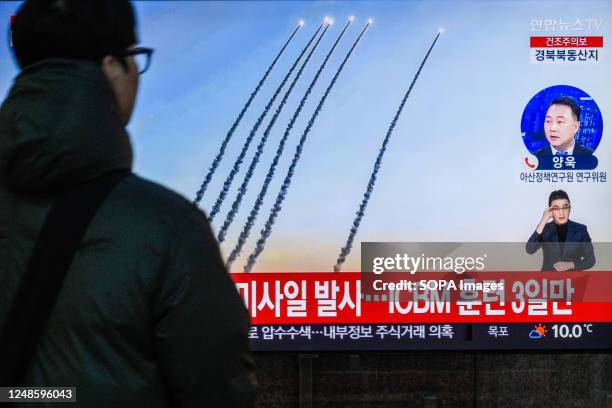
[535,142,594,159]
[0,59,256,407]
[526,219,595,271]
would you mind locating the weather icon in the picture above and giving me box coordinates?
[529,324,548,339]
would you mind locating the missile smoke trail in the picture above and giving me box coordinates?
[217,24,330,242]
[333,32,441,272]
[193,24,301,206]
[208,23,326,222]
[226,19,352,268]
[244,22,371,272]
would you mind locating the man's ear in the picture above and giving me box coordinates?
[101,55,123,81]
[574,120,580,135]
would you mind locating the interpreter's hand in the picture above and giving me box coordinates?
[536,207,553,234]
[553,261,575,272]
[540,207,553,224]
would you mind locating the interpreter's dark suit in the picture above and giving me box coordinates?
[526,220,595,271]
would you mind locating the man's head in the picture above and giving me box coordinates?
[548,190,571,225]
[12,0,139,125]
[544,96,581,153]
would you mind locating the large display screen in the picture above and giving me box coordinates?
[2,0,611,351]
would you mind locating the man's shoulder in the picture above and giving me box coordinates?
[120,174,192,208]
[535,145,550,158]
[110,174,208,229]
[573,143,594,155]
[568,219,588,231]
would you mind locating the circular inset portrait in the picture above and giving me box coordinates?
[521,85,603,169]
[521,85,603,157]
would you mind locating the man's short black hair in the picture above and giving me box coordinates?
[549,190,570,206]
[548,96,581,121]
[12,0,138,69]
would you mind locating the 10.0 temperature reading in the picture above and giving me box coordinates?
[551,324,593,338]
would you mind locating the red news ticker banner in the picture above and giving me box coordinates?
[530,36,604,48]
[230,272,612,324]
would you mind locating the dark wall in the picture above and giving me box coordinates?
[255,353,612,407]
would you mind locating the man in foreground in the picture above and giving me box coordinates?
[0,0,255,406]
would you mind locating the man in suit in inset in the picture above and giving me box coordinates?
[526,190,595,271]
[535,96,594,160]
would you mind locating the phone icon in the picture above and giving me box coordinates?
[524,156,536,169]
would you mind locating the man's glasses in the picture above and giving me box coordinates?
[551,205,571,213]
[121,47,154,75]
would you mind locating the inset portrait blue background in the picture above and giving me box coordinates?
[521,85,603,154]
